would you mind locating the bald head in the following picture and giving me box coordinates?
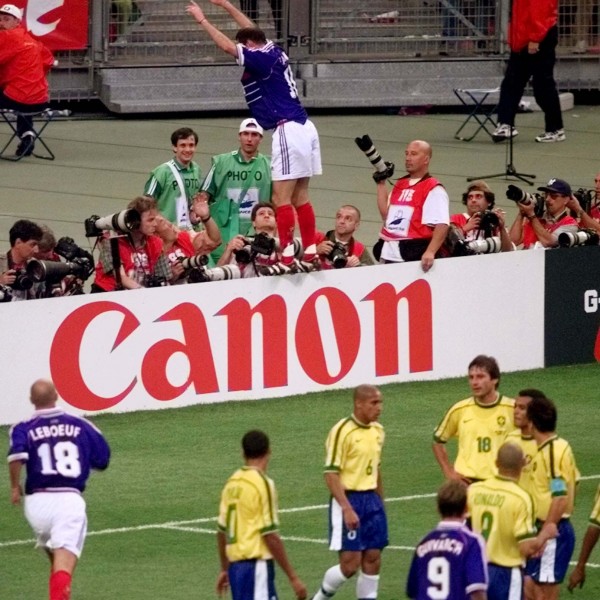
[496,442,524,477]
[405,140,432,178]
[30,379,58,409]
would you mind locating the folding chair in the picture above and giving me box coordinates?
[0,108,71,162]
[453,87,499,142]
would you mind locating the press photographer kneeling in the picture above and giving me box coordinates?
[508,178,578,249]
[90,196,172,292]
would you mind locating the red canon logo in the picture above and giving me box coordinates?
[49,282,434,412]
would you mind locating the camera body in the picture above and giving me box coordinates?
[472,210,499,238]
[11,268,34,291]
[355,134,395,182]
[143,275,167,288]
[506,185,545,217]
[0,283,13,302]
[573,188,595,214]
[54,237,95,281]
[324,231,348,268]
[233,232,276,264]
[84,209,141,237]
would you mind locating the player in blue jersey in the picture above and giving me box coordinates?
[407,480,488,600]
[7,379,110,600]
[186,0,322,269]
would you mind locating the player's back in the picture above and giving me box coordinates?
[8,408,110,494]
[406,521,488,600]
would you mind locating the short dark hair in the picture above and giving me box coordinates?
[518,388,547,401]
[171,127,198,146]
[468,354,500,386]
[242,430,270,459]
[127,195,157,215]
[437,480,467,518]
[339,205,362,220]
[9,219,43,247]
[251,202,275,222]
[236,27,267,45]
[527,396,557,433]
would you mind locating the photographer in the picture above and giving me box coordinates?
[509,178,578,249]
[375,140,449,272]
[92,196,172,292]
[566,195,600,236]
[315,205,374,269]
[155,197,222,284]
[450,181,513,252]
[216,202,281,277]
[0,219,43,301]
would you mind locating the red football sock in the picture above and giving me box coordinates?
[49,570,72,600]
[275,204,296,263]
[295,202,317,257]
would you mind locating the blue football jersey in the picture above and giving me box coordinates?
[8,408,110,494]
[406,521,488,600]
[236,41,308,130]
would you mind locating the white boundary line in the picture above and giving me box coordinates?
[1,485,599,569]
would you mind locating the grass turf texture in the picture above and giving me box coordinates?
[1,363,599,599]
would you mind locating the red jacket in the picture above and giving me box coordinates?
[508,0,558,52]
[0,26,54,104]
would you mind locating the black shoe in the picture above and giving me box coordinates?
[16,134,35,157]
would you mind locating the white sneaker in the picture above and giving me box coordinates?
[573,40,587,54]
[535,129,566,143]
[492,123,518,143]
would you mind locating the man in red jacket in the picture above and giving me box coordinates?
[0,4,54,157]
[492,0,564,144]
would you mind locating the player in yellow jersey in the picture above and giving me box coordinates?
[524,397,580,600]
[311,385,387,600]
[568,483,600,591]
[506,389,547,497]
[216,430,306,600]
[468,442,557,600]
[433,355,515,484]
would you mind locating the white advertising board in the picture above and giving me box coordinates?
[0,250,545,425]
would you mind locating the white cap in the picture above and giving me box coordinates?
[0,4,22,20]
[239,118,263,136]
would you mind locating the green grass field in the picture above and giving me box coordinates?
[1,363,599,599]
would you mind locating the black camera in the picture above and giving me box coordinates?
[54,237,95,281]
[324,231,348,268]
[573,188,595,214]
[11,269,34,291]
[355,134,395,182]
[0,283,13,302]
[27,259,93,288]
[144,275,167,288]
[472,210,500,238]
[234,232,276,264]
[558,229,600,248]
[506,185,545,217]
[84,209,141,237]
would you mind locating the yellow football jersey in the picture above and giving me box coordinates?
[434,395,515,480]
[217,466,278,562]
[468,475,537,567]
[589,484,600,527]
[506,430,538,497]
[325,415,384,491]
[529,435,580,520]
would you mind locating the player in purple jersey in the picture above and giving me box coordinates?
[7,379,110,600]
[187,0,322,270]
[407,480,488,600]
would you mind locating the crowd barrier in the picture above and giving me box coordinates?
[1,247,598,425]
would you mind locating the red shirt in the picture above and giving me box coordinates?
[0,26,54,104]
[522,211,578,249]
[380,175,441,241]
[508,0,557,52]
[314,231,365,269]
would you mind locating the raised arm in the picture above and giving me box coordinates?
[186,1,238,56]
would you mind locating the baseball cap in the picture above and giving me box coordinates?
[239,118,263,136]
[0,4,22,20]
[537,178,572,196]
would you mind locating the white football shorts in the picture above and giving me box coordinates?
[271,119,322,180]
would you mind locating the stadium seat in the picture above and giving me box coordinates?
[453,87,499,142]
[0,108,71,162]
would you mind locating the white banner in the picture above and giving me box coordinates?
[1,251,545,425]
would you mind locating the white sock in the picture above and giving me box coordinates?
[356,572,380,599]
[312,565,348,599]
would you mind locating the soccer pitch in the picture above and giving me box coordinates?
[1,363,599,599]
